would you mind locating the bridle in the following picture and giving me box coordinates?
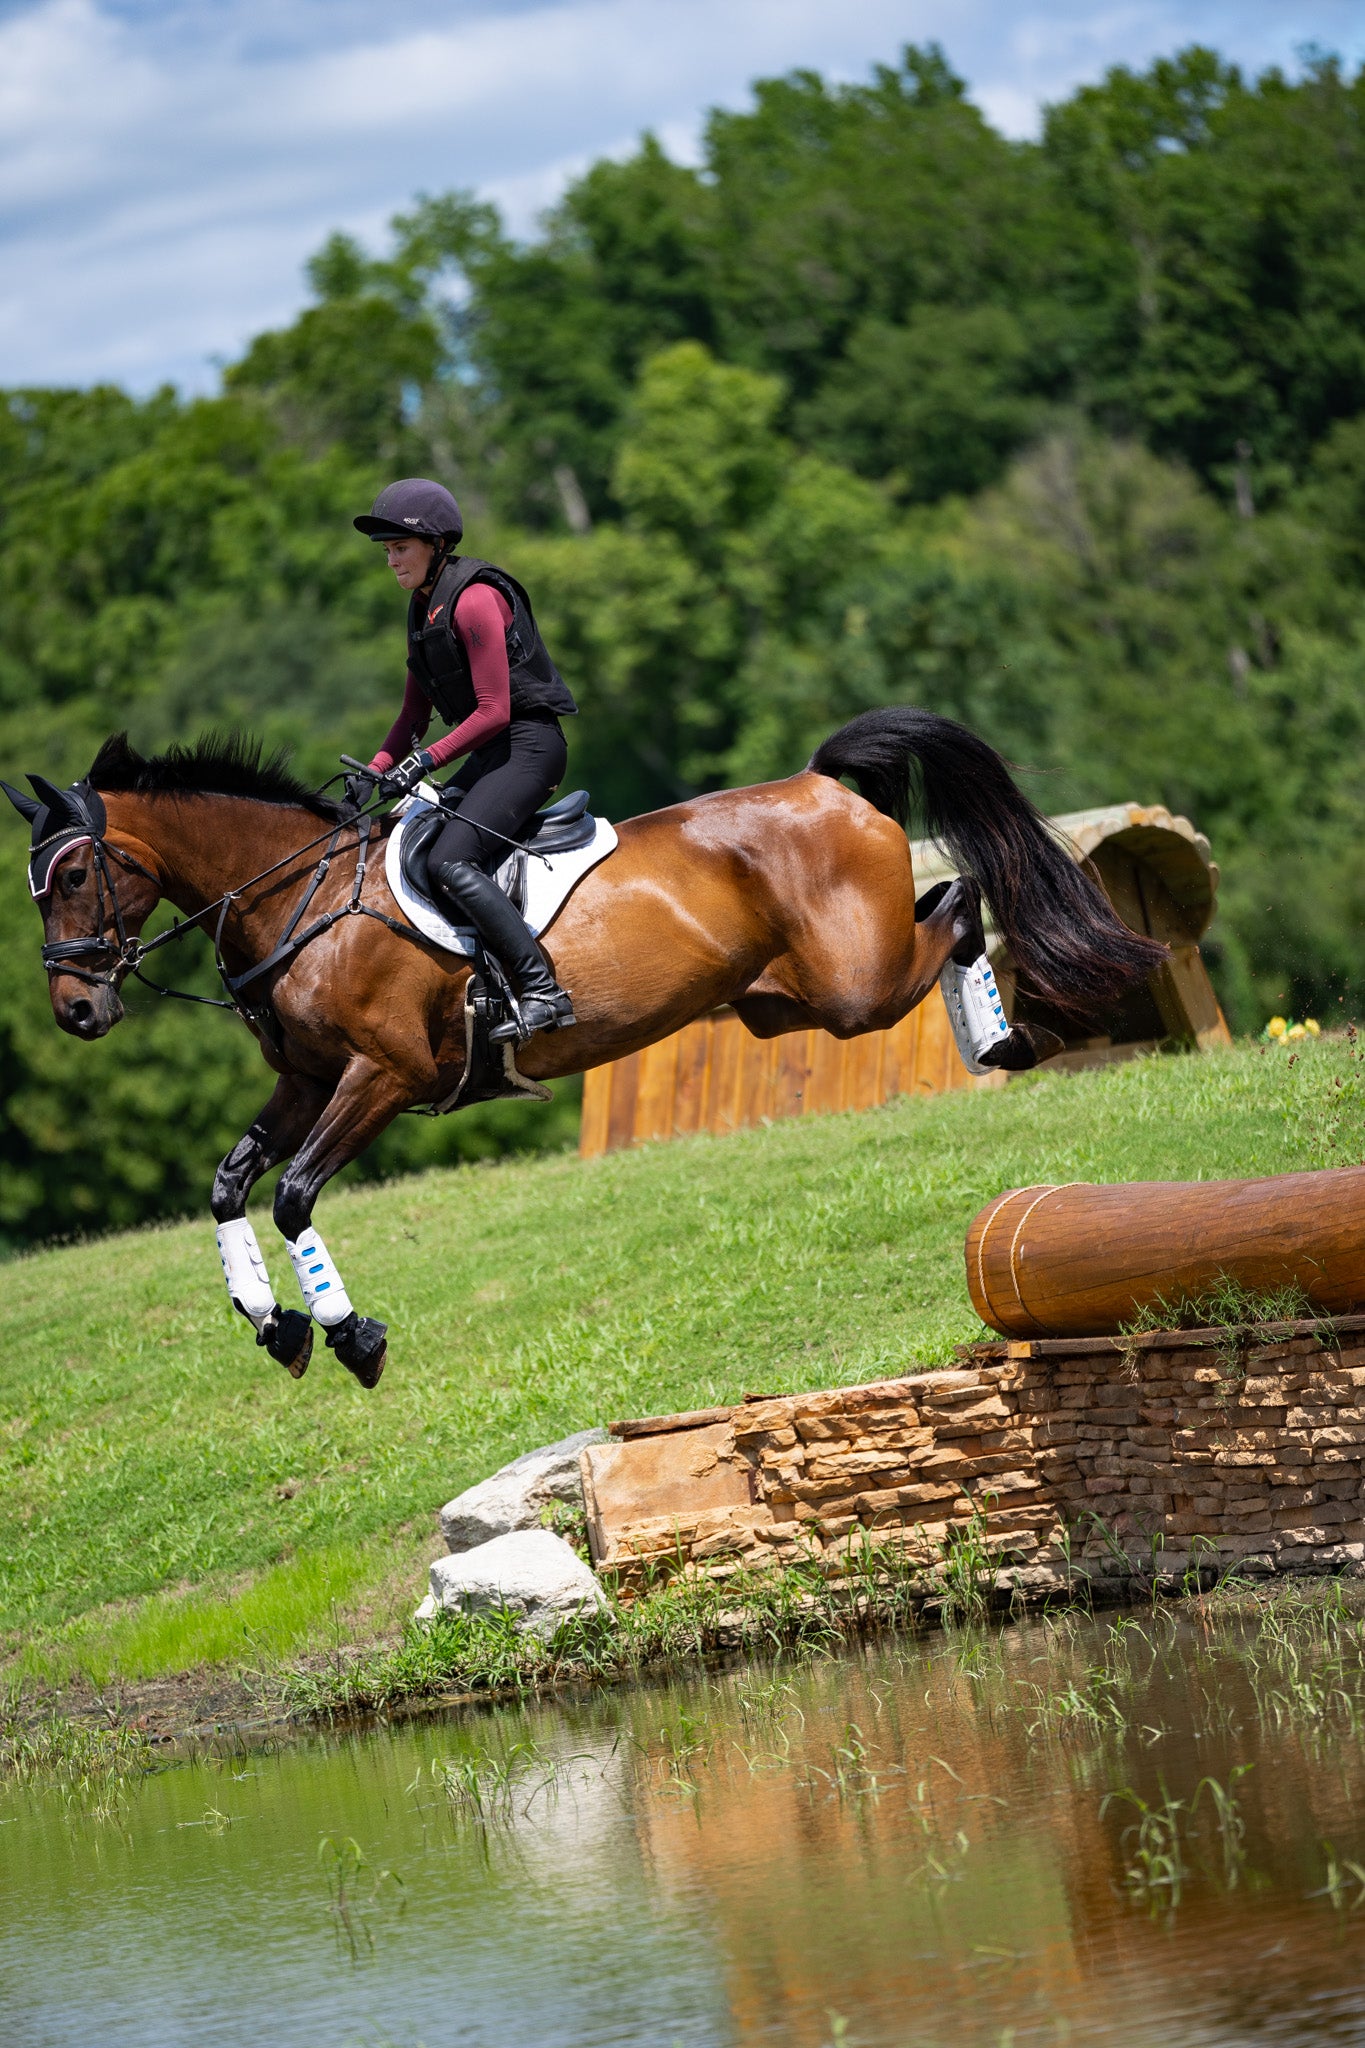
[38,831,218,1002]
[39,797,441,1021]
[27,750,565,1028]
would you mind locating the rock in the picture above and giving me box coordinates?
[412,1592,438,1623]
[427,1529,609,1639]
[439,1428,607,1553]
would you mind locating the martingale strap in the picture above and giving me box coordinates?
[220,812,438,1008]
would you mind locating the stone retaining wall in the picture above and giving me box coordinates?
[580,1315,1365,1598]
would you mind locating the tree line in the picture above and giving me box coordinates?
[3,42,1365,1247]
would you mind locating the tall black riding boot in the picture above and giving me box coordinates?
[430,858,576,1042]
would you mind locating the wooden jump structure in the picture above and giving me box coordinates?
[580,801,1229,1160]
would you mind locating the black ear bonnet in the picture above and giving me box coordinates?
[1,776,107,899]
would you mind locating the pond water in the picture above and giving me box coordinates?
[6,1597,1365,2047]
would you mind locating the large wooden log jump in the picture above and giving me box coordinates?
[965,1167,1365,1338]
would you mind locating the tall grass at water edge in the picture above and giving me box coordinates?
[2,1039,1361,1689]
[282,1520,1365,1731]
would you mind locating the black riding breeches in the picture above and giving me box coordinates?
[428,716,568,872]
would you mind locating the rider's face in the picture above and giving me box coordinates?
[381,537,437,590]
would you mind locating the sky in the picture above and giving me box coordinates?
[1,0,1362,395]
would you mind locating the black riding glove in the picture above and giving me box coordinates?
[375,751,434,803]
[341,767,378,813]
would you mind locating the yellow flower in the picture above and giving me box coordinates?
[1287,1023,1307,1040]
[1305,1018,1321,1036]
[1267,1016,1288,1038]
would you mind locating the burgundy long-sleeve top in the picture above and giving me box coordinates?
[368,583,514,772]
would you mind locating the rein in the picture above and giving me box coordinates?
[41,800,439,1024]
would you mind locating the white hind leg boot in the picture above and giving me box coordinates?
[940,950,1011,1076]
[216,1218,277,1335]
[286,1231,355,1329]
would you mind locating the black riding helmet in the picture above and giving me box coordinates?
[354,477,463,545]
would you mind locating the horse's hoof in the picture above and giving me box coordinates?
[325,1311,388,1389]
[979,1023,1066,1072]
[257,1306,313,1378]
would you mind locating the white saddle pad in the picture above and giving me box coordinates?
[384,791,618,958]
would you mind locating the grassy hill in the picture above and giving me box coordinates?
[1,1039,1354,1689]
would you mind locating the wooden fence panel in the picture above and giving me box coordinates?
[772,1030,809,1121]
[672,1020,712,1135]
[603,1049,642,1154]
[633,1030,678,1145]
[705,1012,744,1135]
[579,988,997,1159]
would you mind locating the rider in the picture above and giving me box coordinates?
[354,478,578,1042]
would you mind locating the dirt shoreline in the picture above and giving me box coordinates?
[20,1668,296,1750]
[10,1639,587,1754]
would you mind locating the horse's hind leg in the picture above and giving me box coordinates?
[272,1056,418,1389]
[747,877,1063,1071]
[211,1074,333,1377]
[919,878,1065,1072]
[736,875,970,1041]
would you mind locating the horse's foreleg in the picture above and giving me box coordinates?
[271,1057,416,1389]
[211,1074,333,1377]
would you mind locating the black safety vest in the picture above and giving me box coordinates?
[406,555,577,727]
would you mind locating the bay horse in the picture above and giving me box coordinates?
[4,707,1165,1386]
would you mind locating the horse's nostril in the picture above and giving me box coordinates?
[69,999,95,1029]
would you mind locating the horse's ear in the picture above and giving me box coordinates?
[27,773,78,822]
[0,780,41,823]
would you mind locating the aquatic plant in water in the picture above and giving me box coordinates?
[1103,1765,1253,1913]
[317,1833,404,1962]
[1313,1843,1365,1911]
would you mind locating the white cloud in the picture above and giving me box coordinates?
[0,0,1361,391]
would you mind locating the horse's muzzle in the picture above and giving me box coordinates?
[52,981,124,1040]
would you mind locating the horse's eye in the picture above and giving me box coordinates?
[64,867,87,890]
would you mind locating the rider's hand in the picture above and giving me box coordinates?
[342,766,379,811]
[375,750,434,803]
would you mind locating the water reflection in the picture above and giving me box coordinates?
[5,1602,1365,2046]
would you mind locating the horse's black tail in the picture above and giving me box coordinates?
[808,706,1168,1020]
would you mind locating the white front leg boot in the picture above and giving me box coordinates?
[286,1231,355,1329]
[216,1218,277,1335]
[940,949,1012,1076]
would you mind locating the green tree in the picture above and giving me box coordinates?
[801,305,1050,500]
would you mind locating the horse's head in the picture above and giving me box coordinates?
[2,774,162,1039]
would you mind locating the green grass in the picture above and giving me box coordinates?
[0,1037,1356,1688]
[34,1540,394,1687]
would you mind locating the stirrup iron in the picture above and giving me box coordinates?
[488,989,576,1044]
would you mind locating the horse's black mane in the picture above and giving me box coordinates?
[88,732,342,818]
